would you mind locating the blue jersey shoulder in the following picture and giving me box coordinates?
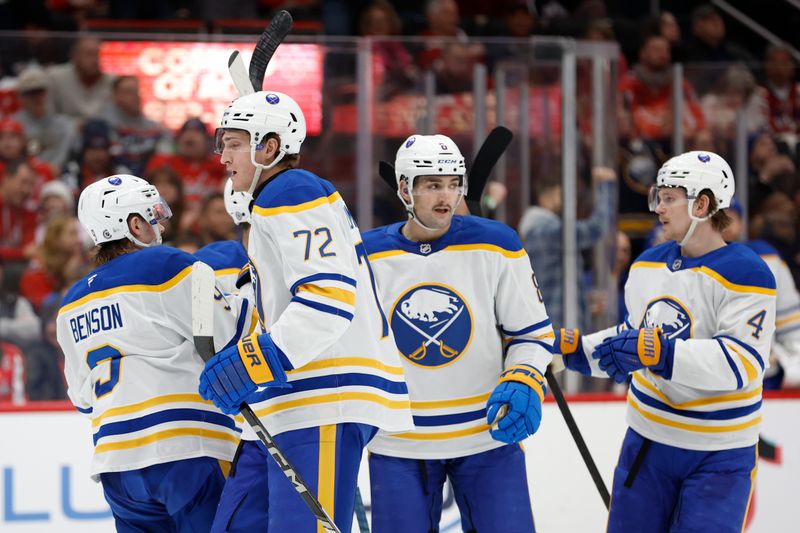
[254,168,337,209]
[362,223,404,255]
[451,215,523,251]
[744,239,780,258]
[195,240,248,271]
[633,241,676,265]
[703,242,776,290]
[62,246,195,307]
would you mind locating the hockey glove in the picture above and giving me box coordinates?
[486,365,546,444]
[554,328,593,376]
[592,327,675,383]
[199,333,290,414]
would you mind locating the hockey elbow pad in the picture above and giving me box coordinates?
[554,328,592,376]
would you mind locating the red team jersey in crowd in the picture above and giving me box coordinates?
[146,154,225,203]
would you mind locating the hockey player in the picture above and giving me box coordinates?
[721,200,800,388]
[362,134,553,532]
[56,174,253,532]
[555,151,776,532]
[199,91,414,532]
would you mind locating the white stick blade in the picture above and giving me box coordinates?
[191,260,216,338]
[228,50,255,96]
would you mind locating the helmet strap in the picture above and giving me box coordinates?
[126,222,162,248]
[248,141,287,195]
[678,198,712,247]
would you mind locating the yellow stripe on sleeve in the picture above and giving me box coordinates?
[297,284,356,306]
[694,266,776,296]
[286,357,405,376]
[726,343,759,383]
[60,265,193,314]
[252,192,341,217]
[443,244,526,258]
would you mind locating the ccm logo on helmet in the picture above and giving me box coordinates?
[265,93,280,104]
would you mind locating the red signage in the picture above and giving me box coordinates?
[100,41,323,134]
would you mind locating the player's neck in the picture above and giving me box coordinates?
[401,218,449,242]
[678,224,726,258]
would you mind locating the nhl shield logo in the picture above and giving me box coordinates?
[641,297,692,340]
[672,259,682,270]
[390,284,473,367]
[420,243,432,254]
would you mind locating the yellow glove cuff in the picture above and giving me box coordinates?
[238,334,275,384]
[498,365,546,403]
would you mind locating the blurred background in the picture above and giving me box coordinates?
[1,0,800,405]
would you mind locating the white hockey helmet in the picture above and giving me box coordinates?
[223,177,251,225]
[650,150,734,212]
[215,90,306,194]
[394,134,466,222]
[78,174,172,248]
[650,151,735,245]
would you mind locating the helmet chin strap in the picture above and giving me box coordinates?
[126,224,162,248]
[678,199,712,248]
[248,142,286,195]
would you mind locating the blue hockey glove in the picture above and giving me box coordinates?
[486,365,546,444]
[592,327,675,383]
[554,328,593,375]
[199,333,290,414]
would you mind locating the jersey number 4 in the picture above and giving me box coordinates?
[86,344,123,398]
[746,310,766,340]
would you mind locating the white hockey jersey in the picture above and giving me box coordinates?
[195,239,250,295]
[579,241,776,451]
[241,169,413,438]
[745,240,800,384]
[57,246,252,477]
[362,216,554,459]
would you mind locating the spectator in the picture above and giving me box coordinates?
[146,165,190,244]
[35,180,75,245]
[619,34,706,147]
[415,0,483,71]
[358,0,418,100]
[0,160,37,262]
[518,166,617,330]
[12,66,77,173]
[46,36,115,121]
[700,64,762,140]
[434,42,478,94]
[0,118,55,207]
[19,215,88,312]
[752,45,800,144]
[0,258,40,351]
[195,192,236,246]
[685,4,755,94]
[145,117,223,205]
[60,118,130,197]
[748,130,798,211]
[21,296,67,401]
[102,75,172,176]
[0,338,26,404]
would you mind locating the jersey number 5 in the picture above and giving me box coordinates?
[86,344,123,398]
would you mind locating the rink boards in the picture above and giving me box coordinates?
[0,393,796,532]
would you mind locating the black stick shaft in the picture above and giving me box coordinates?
[545,368,611,509]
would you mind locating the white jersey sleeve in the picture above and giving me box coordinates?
[252,184,359,369]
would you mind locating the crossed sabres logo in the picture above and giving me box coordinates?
[390,284,473,367]
[641,297,692,341]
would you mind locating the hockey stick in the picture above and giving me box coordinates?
[377,126,513,211]
[249,10,294,92]
[191,261,341,533]
[464,126,513,214]
[228,51,255,96]
[545,368,610,509]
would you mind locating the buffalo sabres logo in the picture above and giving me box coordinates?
[641,297,692,340]
[390,284,472,367]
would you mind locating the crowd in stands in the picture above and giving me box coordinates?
[1,0,799,401]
